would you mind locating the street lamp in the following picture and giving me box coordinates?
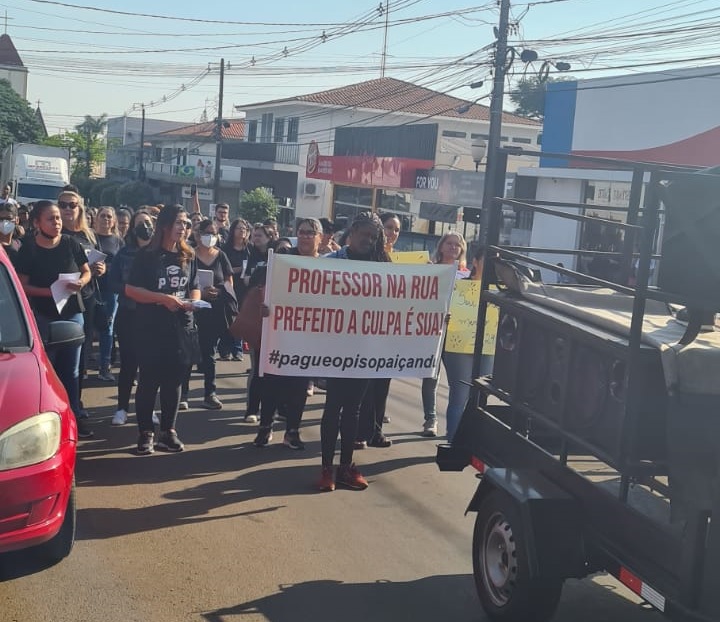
[471,141,487,172]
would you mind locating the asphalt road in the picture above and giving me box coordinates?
[0,359,665,622]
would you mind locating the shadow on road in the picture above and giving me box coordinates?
[201,574,481,622]
[199,573,660,622]
[0,549,59,582]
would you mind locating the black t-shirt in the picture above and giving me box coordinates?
[62,228,99,300]
[96,233,124,263]
[197,250,233,288]
[197,250,233,324]
[15,235,88,319]
[2,242,19,270]
[223,244,250,302]
[96,233,124,297]
[127,247,199,340]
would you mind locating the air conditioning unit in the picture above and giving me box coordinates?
[303,181,320,197]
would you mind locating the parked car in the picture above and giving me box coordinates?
[0,245,84,563]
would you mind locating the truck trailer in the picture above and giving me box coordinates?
[438,148,720,622]
[1,143,70,204]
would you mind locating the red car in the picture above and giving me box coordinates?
[0,246,84,562]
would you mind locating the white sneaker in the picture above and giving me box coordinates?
[244,413,258,423]
[152,411,160,425]
[422,420,438,437]
[111,409,128,426]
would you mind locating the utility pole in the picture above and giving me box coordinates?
[213,58,225,205]
[473,0,511,379]
[481,0,511,217]
[380,1,390,78]
[138,103,146,181]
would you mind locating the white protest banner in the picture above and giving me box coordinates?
[259,254,456,378]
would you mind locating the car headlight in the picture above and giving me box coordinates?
[0,412,62,471]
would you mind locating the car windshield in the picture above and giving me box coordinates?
[0,264,30,350]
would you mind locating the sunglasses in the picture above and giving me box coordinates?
[58,201,78,209]
[297,229,319,236]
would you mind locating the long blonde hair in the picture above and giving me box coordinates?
[59,191,96,245]
[433,231,467,268]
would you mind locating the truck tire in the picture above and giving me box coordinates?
[34,478,76,564]
[473,489,563,622]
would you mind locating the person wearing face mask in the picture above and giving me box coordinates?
[107,210,159,426]
[0,202,21,268]
[181,219,234,410]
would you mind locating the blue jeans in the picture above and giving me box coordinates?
[218,330,242,357]
[422,352,493,441]
[38,312,84,419]
[97,290,118,369]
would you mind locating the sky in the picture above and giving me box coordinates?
[4,0,720,134]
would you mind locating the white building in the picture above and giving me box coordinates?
[233,77,540,244]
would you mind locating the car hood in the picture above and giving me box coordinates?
[0,352,41,433]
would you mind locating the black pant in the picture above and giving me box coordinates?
[182,313,223,399]
[114,307,138,412]
[135,360,184,434]
[246,349,263,415]
[320,377,370,466]
[79,294,96,399]
[357,378,391,442]
[260,375,308,431]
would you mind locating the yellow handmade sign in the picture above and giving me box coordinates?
[390,250,430,264]
[445,280,498,355]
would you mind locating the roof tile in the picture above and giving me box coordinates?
[151,119,245,140]
[242,77,539,127]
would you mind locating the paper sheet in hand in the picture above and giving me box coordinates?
[86,249,107,264]
[51,272,80,315]
[197,269,214,290]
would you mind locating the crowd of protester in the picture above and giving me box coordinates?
[2,184,485,492]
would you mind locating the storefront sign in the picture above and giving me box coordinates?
[306,142,432,189]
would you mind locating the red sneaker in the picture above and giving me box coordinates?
[318,466,335,492]
[336,463,368,490]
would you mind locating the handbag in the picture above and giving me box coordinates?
[176,317,201,365]
[229,285,264,351]
[221,287,239,330]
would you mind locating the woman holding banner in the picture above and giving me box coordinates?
[421,231,470,440]
[355,212,403,448]
[243,223,273,423]
[253,218,323,451]
[318,212,390,492]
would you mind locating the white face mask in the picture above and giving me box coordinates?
[200,234,218,248]
[0,220,15,235]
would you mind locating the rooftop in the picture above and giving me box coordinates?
[151,119,245,141]
[238,77,539,127]
[0,34,24,68]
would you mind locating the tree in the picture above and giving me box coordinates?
[43,129,106,179]
[239,187,278,224]
[509,76,573,120]
[0,79,43,151]
[74,114,108,178]
[116,181,155,208]
[100,183,121,207]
